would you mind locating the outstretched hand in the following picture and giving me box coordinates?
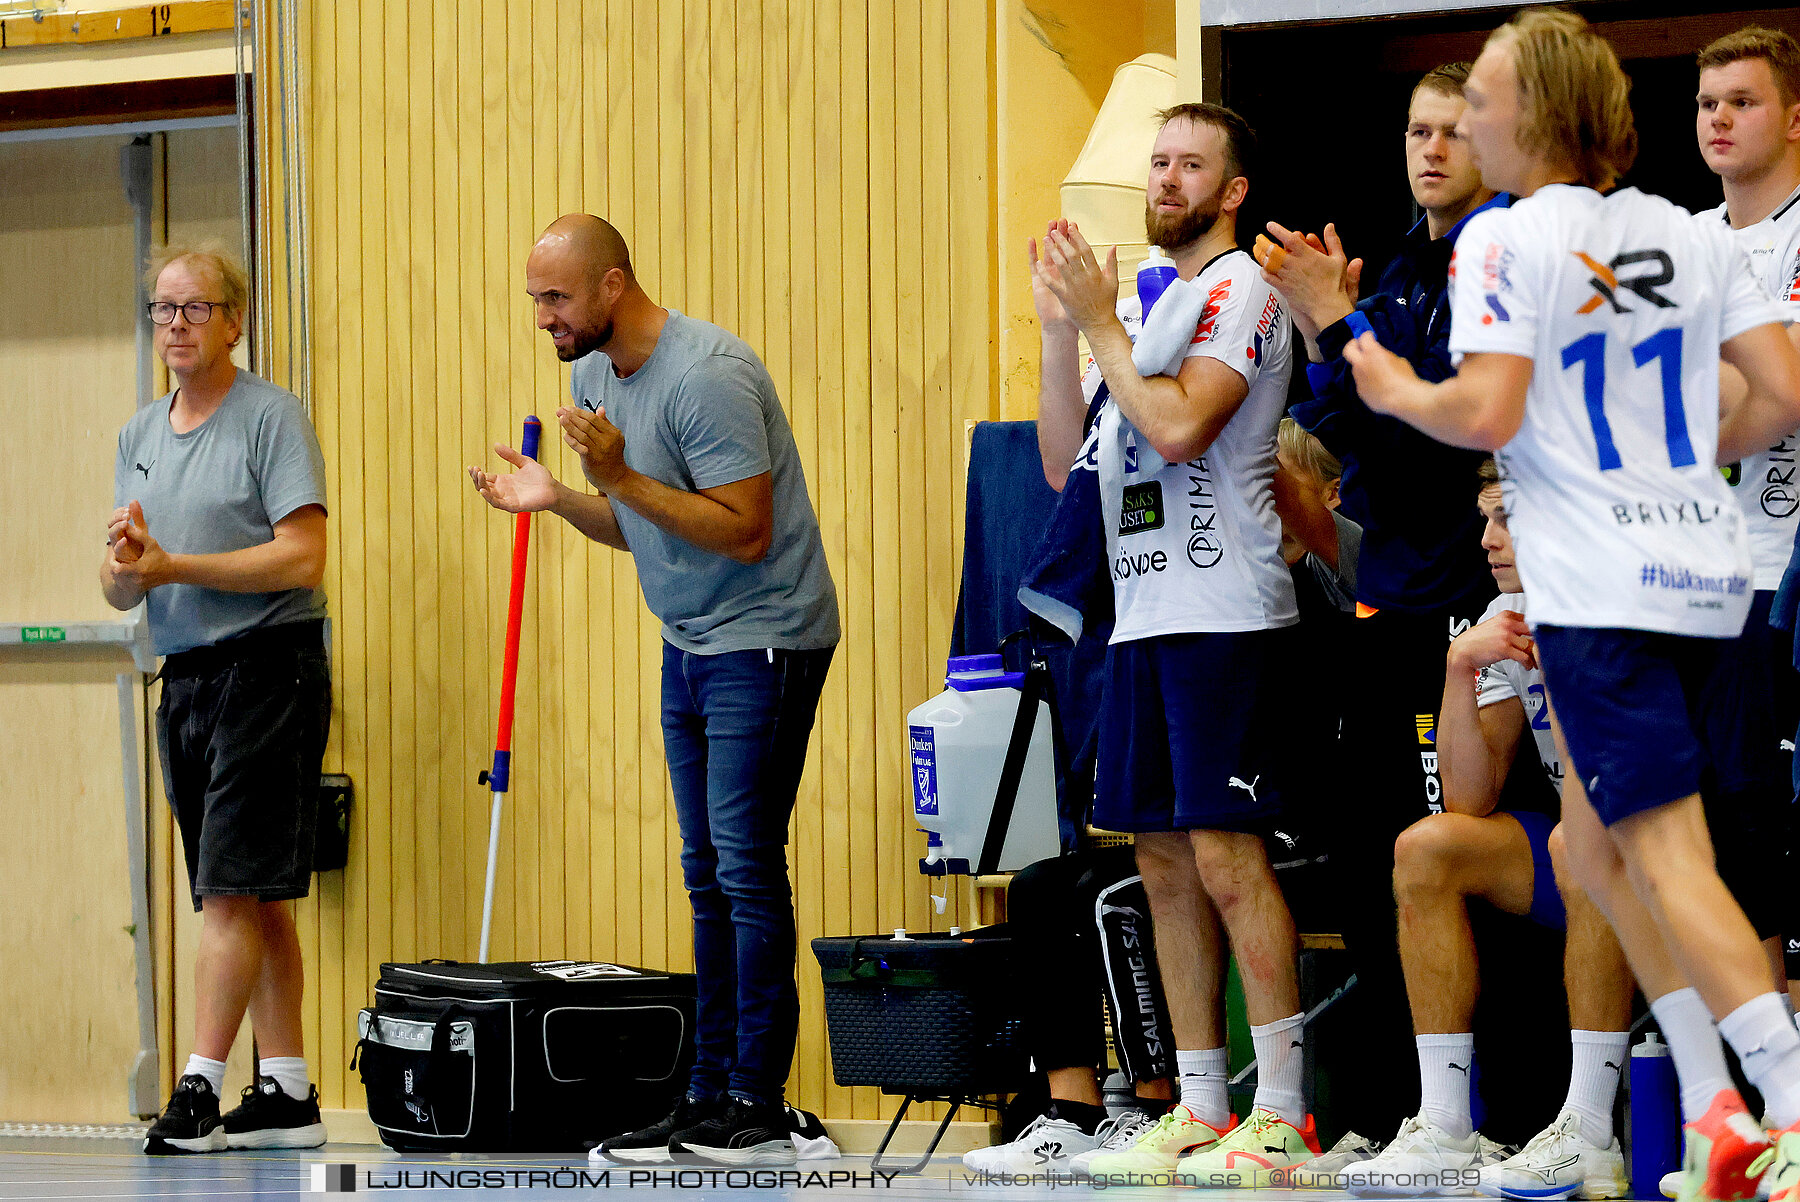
[1026,220,1078,333]
[1035,221,1120,337]
[1259,220,1362,345]
[468,443,559,513]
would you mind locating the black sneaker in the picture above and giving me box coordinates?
[670,1095,798,1166]
[592,1095,722,1164]
[221,1075,327,1149]
[144,1074,226,1155]
[786,1104,840,1160]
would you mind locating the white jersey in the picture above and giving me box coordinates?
[1472,593,1560,786]
[1083,249,1297,639]
[1697,185,1800,589]
[1450,184,1780,637]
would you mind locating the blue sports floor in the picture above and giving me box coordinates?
[0,1136,1671,1200]
[0,1138,1078,1200]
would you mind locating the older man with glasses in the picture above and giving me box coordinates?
[105,244,333,1157]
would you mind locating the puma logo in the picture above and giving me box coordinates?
[1783,739,1795,753]
[1290,1039,1303,1049]
[1604,1061,1620,1072]
[134,460,153,478]
[1448,1062,1470,1075]
[1228,775,1261,802]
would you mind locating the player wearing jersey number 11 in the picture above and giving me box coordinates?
[1345,11,1800,1202]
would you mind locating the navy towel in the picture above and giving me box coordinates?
[951,421,1108,849]
[951,421,1064,656]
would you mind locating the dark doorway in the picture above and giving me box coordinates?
[1220,4,1800,292]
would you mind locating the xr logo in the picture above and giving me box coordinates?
[1573,249,1676,314]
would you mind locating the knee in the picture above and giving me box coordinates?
[1135,833,1196,898]
[1189,830,1266,913]
[712,849,792,904]
[1391,815,1465,901]
[202,895,260,930]
[1562,822,1626,900]
[257,901,299,943]
[1548,824,1576,896]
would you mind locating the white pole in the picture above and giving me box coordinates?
[478,794,504,962]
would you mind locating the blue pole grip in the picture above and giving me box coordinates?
[487,750,511,794]
[520,415,542,461]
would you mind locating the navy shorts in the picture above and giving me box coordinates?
[157,620,332,911]
[1506,809,1565,930]
[1092,628,1292,833]
[1535,624,1773,825]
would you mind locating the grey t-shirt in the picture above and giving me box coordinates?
[115,371,329,656]
[569,311,839,653]
[1304,508,1363,614]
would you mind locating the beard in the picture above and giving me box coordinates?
[555,317,613,362]
[1144,187,1225,252]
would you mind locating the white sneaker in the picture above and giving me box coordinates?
[1067,1110,1160,1180]
[1477,1110,1628,1200]
[1254,1130,1385,1188]
[1345,1114,1490,1197]
[961,1114,1098,1175]
[1661,1169,1680,1199]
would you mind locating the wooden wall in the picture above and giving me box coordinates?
[294,0,999,1123]
[0,128,245,1122]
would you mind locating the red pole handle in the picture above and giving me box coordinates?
[484,415,541,793]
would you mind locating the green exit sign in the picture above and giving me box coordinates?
[21,627,66,643]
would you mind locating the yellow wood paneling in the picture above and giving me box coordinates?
[0,127,242,1122]
[69,0,1010,1127]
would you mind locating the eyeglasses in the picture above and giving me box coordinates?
[146,300,228,325]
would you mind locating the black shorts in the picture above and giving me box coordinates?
[156,620,331,911]
[1092,627,1294,833]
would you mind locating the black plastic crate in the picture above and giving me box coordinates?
[811,927,1029,1094]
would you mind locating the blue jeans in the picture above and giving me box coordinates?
[661,641,834,1105]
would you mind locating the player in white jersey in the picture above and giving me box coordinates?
[1350,460,1635,1200]
[1343,11,1800,1202]
[1031,102,1320,1182]
[1694,25,1800,997]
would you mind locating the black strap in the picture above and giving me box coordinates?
[422,1006,466,1097]
[977,661,1046,874]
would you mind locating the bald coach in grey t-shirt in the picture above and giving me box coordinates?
[471,216,838,1161]
[568,311,839,654]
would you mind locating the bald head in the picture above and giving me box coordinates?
[535,214,633,284]
[527,215,642,362]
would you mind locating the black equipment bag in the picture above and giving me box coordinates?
[355,959,696,1153]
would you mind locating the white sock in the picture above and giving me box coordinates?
[1416,1033,1476,1139]
[1649,988,1734,1122]
[1175,1047,1230,1128]
[1250,1013,1306,1127]
[182,1053,227,1095]
[1720,993,1800,1129]
[259,1056,312,1101]
[1563,1030,1628,1145]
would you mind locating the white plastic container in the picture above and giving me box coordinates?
[907,654,1061,873]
